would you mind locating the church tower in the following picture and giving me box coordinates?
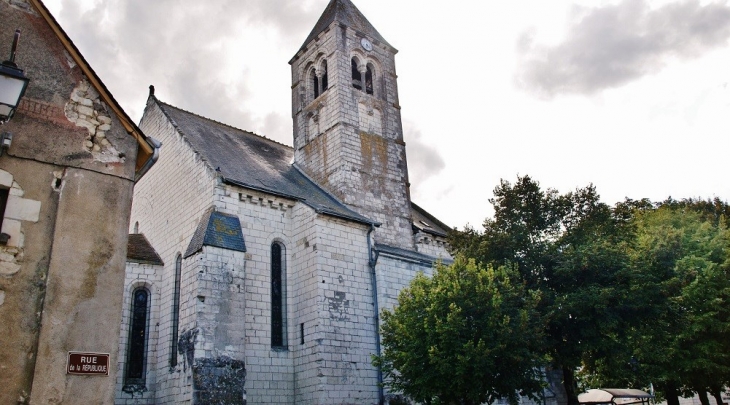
[290,0,414,250]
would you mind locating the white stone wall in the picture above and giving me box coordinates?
[414,232,452,261]
[126,99,217,404]
[115,262,162,405]
[291,21,415,251]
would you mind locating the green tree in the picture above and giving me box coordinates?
[580,206,730,405]
[451,176,637,405]
[373,257,546,405]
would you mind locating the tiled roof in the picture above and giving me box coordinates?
[127,234,164,265]
[375,243,453,266]
[155,99,374,227]
[184,209,247,258]
[411,202,451,237]
[297,0,395,55]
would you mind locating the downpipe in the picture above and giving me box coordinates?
[367,224,384,405]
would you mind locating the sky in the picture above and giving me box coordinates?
[40,0,730,229]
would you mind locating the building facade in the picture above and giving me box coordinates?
[0,0,158,403]
[116,1,452,404]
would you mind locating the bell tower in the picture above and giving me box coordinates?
[289,0,414,249]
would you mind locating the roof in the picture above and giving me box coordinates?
[184,209,247,258]
[295,0,395,57]
[411,202,451,237]
[376,243,453,266]
[127,234,164,265]
[28,0,159,180]
[154,99,375,226]
[579,389,654,405]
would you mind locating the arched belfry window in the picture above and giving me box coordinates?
[352,59,362,90]
[365,63,374,95]
[271,242,287,348]
[352,58,374,96]
[311,60,329,100]
[124,287,150,389]
[170,254,182,367]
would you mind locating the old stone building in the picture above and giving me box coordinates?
[0,0,159,404]
[116,0,453,404]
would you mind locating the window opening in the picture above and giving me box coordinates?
[0,188,8,232]
[365,65,374,95]
[170,254,182,367]
[312,70,320,99]
[321,61,328,93]
[125,288,150,387]
[271,243,286,348]
[300,322,305,345]
[351,59,362,90]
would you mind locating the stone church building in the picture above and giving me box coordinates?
[117,0,453,403]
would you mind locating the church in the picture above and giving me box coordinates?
[116,0,453,403]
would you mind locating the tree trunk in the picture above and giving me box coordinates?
[699,390,711,405]
[562,366,580,405]
[710,386,724,405]
[664,381,680,405]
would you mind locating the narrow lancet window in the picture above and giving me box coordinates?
[125,288,149,387]
[321,61,328,92]
[170,254,182,367]
[271,242,286,348]
[312,70,320,99]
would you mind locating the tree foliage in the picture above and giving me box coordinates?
[373,257,546,405]
[449,177,730,405]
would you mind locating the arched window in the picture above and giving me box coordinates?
[351,59,362,90]
[312,61,329,100]
[124,287,150,388]
[133,221,139,233]
[365,64,374,95]
[312,69,320,99]
[271,242,287,348]
[170,254,182,367]
[321,60,328,93]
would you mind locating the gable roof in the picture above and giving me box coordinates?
[411,202,451,238]
[184,209,247,258]
[295,0,395,57]
[127,234,164,265]
[153,98,375,226]
[28,0,159,180]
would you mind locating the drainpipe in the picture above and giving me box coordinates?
[367,224,384,405]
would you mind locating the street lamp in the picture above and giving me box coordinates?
[0,29,30,124]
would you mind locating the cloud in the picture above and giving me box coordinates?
[53,0,324,131]
[515,0,730,97]
[404,122,445,187]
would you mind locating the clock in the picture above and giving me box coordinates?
[360,37,373,51]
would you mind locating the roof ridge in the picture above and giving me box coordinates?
[154,98,294,151]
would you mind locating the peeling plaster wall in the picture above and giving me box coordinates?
[0,3,140,404]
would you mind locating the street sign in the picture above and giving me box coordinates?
[66,352,109,376]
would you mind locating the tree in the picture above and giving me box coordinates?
[579,205,730,405]
[450,176,637,405]
[373,257,546,405]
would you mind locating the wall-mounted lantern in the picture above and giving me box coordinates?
[0,29,30,124]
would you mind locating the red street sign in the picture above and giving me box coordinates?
[67,352,110,376]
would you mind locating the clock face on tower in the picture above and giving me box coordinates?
[360,37,372,51]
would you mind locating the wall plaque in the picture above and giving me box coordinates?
[66,352,109,376]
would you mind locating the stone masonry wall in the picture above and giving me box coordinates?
[128,98,217,404]
[291,21,414,251]
[230,186,297,404]
[116,261,162,405]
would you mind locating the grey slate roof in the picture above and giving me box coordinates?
[155,99,375,226]
[411,202,452,238]
[127,234,164,265]
[296,0,395,56]
[375,243,453,266]
[184,209,247,258]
